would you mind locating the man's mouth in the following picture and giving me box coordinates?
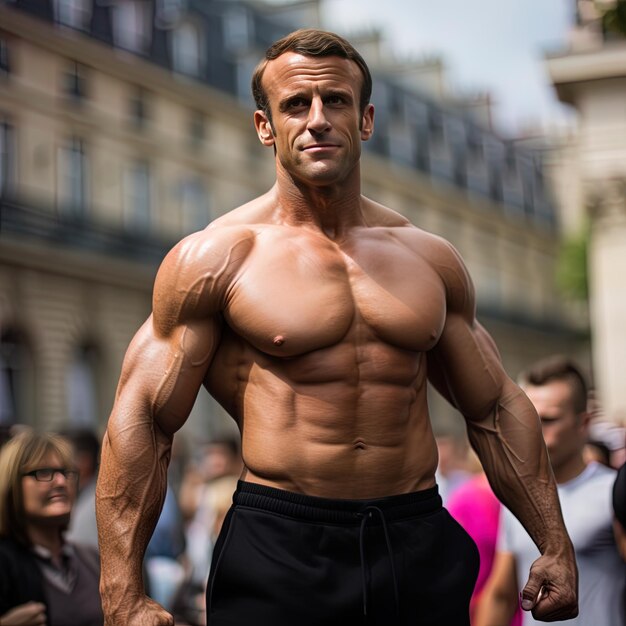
[302,143,338,151]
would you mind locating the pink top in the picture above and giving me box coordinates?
[448,474,522,626]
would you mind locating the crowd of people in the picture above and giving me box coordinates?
[0,424,244,626]
[0,355,624,625]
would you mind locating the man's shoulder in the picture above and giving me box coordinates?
[164,222,258,274]
[562,462,616,494]
[362,197,457,250]
[361,197,412,228]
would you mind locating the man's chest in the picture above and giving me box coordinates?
[222,230,447,357]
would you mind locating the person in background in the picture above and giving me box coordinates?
[173,474,239,626]
[0,429,103,626]
[180,439,242,611]
[178,436,242,524]
[613,461,626,562]
[582,438,612,468]
[64,428,101,550]
[435,431,474,504]
[447,451,522,626]
[475,355,626,626]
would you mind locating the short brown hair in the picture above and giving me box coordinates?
[0,429,76,545]
[519,355,589,415]
[251,28,372,121]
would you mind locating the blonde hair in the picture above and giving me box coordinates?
[0,429,76,545]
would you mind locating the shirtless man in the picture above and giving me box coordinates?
[96,29,578,626]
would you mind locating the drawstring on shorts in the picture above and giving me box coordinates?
[357,505,400,618]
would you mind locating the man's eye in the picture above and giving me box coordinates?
[287,98,306,109]
[326,95,344,105]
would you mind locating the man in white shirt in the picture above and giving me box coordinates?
[476,355,626,626]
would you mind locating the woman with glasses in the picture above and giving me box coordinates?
[0,429,103,626]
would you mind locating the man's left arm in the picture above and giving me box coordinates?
[427,240,578,622]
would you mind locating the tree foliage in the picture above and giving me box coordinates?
[597,0,626,37]
[556,227,589,300]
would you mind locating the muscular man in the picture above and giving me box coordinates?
[96,29,578,626]
[475,356,625,626]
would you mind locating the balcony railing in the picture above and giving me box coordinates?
[0,197,174,264]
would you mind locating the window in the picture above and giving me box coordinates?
[488,166,503,203]
[66,343,100,428]
[63,61,87,100]
[428,110,445,144]
[54,0,91,30]
[0,329,33,427]
[113,1,152,54]
[129,87,149,129]
[181,177,209,233]
[0,121,15,197]
[172,22,201,77]
[467,128,484,163]
[223,7,250,52]
[188,110,205,150]
[124,160,151,232]
[57,137,87,216]
[0,37,9,74]
[157,0,182,23]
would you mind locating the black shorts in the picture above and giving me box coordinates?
[207,481,479,625]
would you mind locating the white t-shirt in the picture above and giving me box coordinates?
[499,462,626,626]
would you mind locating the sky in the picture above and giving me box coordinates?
[314,0,578,136]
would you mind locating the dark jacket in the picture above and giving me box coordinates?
[0,537,48,618]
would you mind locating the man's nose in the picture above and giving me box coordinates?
[307,98,331,133]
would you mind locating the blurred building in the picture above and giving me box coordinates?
[546,0,626,424]
[0,0,586,440]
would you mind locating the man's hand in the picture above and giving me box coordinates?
[104,596,174,626]
[521,551,578,622]
[0,602,47,626]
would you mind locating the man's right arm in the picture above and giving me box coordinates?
[96,229,252,625]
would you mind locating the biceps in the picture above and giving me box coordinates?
[116,315,221,435]
[428,314,506,420]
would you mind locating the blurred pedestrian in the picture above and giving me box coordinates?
[614,461,626,562]
[179,436,242,524]
[447,451,522,626]
[435,432,474,504]
[476,356,626,626]
[63,428,100,550]
[181,439,242,597]
[0,429,103,625]
[173,474,239,626]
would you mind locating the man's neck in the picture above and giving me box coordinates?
[273,169,366,239]
[553,453,588,484]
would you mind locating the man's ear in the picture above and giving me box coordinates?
[360,103,375,141]
[254,110,275,147]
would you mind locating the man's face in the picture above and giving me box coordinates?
[254,52,374,186]
[525,380,588,470]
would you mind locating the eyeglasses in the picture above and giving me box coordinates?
[22,468,79,482]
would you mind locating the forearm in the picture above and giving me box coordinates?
[96,401,171,611]
[474,593,516,626]
[474,600,516,626]
[466,381,570,557]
